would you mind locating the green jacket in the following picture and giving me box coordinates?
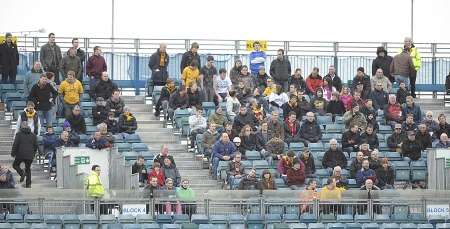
[86,171,105,198]
[176,187,196,202]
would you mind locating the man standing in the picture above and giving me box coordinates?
[391,48,415,91]
[249,41,266,76]
[180,42,201,72]
[60,48,82,81]
[0,33,19,83]
[40,33,62,84]
[86,46,107,81]
[200,55,217,102]
[11,121,38,188]
[372,46,393,82]
[324,65,342,92]
[148,43,169,86]
[270,49,291,91]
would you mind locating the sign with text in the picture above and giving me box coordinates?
[246,40,268,51]
[426,204,450,218]
[122,204,147,216]
[74,156,90,165]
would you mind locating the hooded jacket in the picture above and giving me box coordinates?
[372,47,393,78]
[11,126,38,160]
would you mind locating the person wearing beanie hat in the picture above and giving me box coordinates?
[200,55,218,102]
[0,32,19,83]
[15,101,41,137]
[372,46,393,82]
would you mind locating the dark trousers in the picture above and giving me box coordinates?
[12,158,32,186]
[2,67,17,84]
[410,69,417,97]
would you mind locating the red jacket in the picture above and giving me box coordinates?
[86,55,107,78]
[306,76,323,94]
[148,169,165,186]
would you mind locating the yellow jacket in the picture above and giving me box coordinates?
[181,67,200,87]
[398,47,421,71]
[86,171,105,198]
[319,186,345,201]
[58,80,84,105]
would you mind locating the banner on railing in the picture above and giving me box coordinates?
[246,40,268,51]
[122,204,147,216]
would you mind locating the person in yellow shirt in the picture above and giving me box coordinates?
[181,60,200,88]
[319,177,345,214]
[58,70,83,118]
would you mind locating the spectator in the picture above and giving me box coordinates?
[259,170,277,190]
[232,106,257,136]
[299,148,316,177]
[401,131,421,161]
[239,168,260,190]
[0,164,15,189]
[349,151,364,179]
[162,157,181,187]
[277,151,298,176]
[154,79,176,119]
[182,60,200,88]
[168,86,189,121]
[188,107,207,149]
[402,113,418,132]
[86,165,105,199]
[202,122,219,158]
[60,48,82,81]
[200,55,218,102]
[226,90,241,121]
[23,61,43,99]
[65,105,86,134]
[305,67,323,95]
[180,42,200,72]
[11,121,38,188]
[356,159,376,187]
[340,86,353,111]
[227,152,245,190]
[58,70,83,118]
[208,106,228,131]
[416,124,432,150]
[211,133,236,179]
[343,103,367,131]
[286,161,306,189]
[391,48,415,90]
[324,65,342,92]
[154,144,176,167]
[360,125,379,150]
[323,139,347,169]
[375,158,394,189]
[387,123,406,152]
[132,156,148,186]
[118,106,137,137]
[371,82,389,110]
[435,133,450,148]
[86,132,109,150]
[342,124,361,153]
[352,67,371,93]
[299,112,322,145]
[401,37,422,97]
[270,49,291,91]
[332,166,349,189]
[384,94,403,126]
[368,150,381,170]
[214,68,232,103]
[266,134,285,163]
[176,179,197,216]
[433,114,450,140]
[372,47,394,82]
[107,89,125,118]
[91,71,118,100]
[187,82,204,108]
[230,58,243,87]
[39,33,62,84]
[106,113,119,137]
[92,97,109,126]
[267,111,284,140]
[283,112,302,146]
[371,68,392,92]
[29,74,58,126]
[396,82,410,105]
[86,46,107,81]
[289,68,307,92]
[68,38,86,71]
[15,101,40,137]
[327,92,346,117]
[97,123,114,146]
[310,88,327,114]
[148,43,169,86]
[422,111,438,133]
[148,162,165,187]
[249,41,266,75]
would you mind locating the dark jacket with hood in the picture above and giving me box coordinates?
[372,47,393,79]
[11,127,38,160]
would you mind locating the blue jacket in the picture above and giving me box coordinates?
[250,51,266,74]
[356,168,376,187]
[402,104,422,122]
[212,140,236,160]
[42,132,58,149]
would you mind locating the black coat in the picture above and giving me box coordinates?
[92,79,118,100]
[180,51,201,72]
[322,148,347,169]
[0,42,19,69]
[11,127,38,160]
[66,114,86,134]
[149,49,169,85]
[29,83,58,111]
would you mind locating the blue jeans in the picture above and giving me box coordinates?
[394,75,410,90]
[37,110,53,128]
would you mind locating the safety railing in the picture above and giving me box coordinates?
[10,37,450,93]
